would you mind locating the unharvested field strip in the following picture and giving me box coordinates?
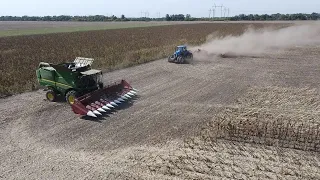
[0,22,291,96]
[201,86,320,152]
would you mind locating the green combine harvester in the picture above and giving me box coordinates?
[36,57,138,118]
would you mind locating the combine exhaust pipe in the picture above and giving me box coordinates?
[71,80,138,118]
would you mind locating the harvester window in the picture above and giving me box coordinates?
[77,73,102,88]
[78,75,95,88]
[68,63,76,69]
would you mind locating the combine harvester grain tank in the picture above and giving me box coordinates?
[36,57,138,118]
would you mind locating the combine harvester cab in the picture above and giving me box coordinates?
[36,57,138,118]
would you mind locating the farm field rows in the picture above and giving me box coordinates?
[0,20,308,37]
[0,20,295,32]
[1,21,320,179]
[2,21,276,37]
[0,21,195,37]
[0,22,289,96]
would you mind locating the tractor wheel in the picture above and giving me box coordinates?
[66,90,78,105]
[46,90,57,102]
[177,56,183,63]
[168,55,175,62]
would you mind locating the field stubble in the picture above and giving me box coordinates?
[113,87,320,179]
[2,22,320,179]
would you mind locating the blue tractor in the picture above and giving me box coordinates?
[168,45,193,64]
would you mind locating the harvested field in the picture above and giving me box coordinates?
[1,22,320,179]
[0,21,295,33]
[0,21,196,37]
[0,22,290,96]
[0,21,176,31]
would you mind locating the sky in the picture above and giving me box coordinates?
[1,0,320,17]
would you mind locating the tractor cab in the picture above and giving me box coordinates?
[175,45,187,56]
[168,45,193,64]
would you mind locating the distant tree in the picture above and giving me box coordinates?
[311,12,319,20]
[248,14,254,20]
[260,14,268,20]
[279,14,287,20]
[165,14,171,21]
[186,14,191,20]
[238,14,246,20]
[253,14,260,21]
[168,14,185,21]
[0,12,319,22]
[111,15,117,21]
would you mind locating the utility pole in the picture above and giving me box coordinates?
[140,11,149,18]
[212,8,215,18]
[155,12,160,19]
[209,9,212,18]
[213,3,224,18]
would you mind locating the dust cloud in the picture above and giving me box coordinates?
[191,23,320,58]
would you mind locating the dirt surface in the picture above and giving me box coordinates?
[1,29,320,178]
[0,21,295,31]
[0,46,320,179]
[0,21,172,31]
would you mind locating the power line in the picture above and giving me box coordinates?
[213,3,224,18]
[212,1,231,19]
[140,11,149,18]
[209,8,216,19]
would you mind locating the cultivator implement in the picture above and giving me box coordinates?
[71,80,138,118]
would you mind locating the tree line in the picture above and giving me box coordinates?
[0,15,128,21]
[0,12,319,22]
[230,13,320,21]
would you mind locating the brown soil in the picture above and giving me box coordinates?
[1,24,320,179]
